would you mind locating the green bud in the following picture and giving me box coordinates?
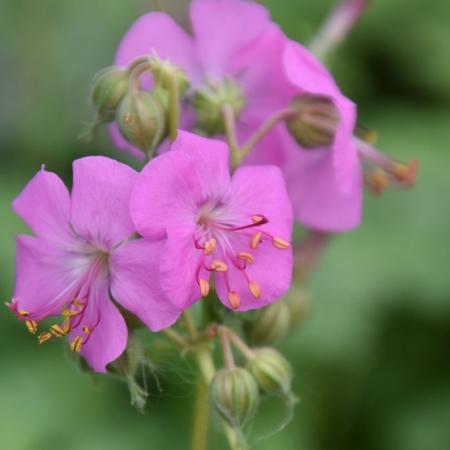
[193,79,245,135]
[286,94,340,148]
[248,301,291,345]
[117,91,166,154]
[90,66,130,123]
[150,56,190,96]
[210,367,260,429]
[247,348,292,396]
[284,288,311,332]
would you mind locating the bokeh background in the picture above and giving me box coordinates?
[1,1,449,449]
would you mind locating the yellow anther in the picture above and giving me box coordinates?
[211,260,228,272]
[251,215,265,224]
[18,309,30,317]
[199,279,210,297]
[248,281,261,300]
[204,238,217,256]
[73,300,84,308]
[238,252,255,264]
[272,237,290,250]
[62,309,78,318]
[38,331,52,345]
[392,159,418,185]
[70,336,83,353]
[62,319,71,334]
[250,231,263,249]
[228,291,241,310]
[82,325,91,334]
[50,324,66,337]
[25,320,38,334]
[367,169,389,195]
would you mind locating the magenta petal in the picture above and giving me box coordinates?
[74,278,127,373]
[130,131,230,239]
[282,130,363,232]
[110,239,181,331]
[160,225,204,309]
[70,157,137,249]
[13,235,83,319]
[191,0,270,77]
[115,12,200,88]
[229,165,293,238]
[12,167,72,241]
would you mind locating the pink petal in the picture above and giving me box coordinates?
[73,278,127,373]
[13,235,84,319]
[160,225,205,309]
[114,12,200,88]
[130,131,230,239]
[70,157,137,249]
[281,129,363,232]
[229,165,293,238]
[109,239,181,331]
[190,0,270,78]
[12,167,72,242]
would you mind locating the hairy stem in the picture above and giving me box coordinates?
[166,72,180,141]
[222,104,241,168]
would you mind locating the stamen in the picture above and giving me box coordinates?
[248,281,261,300]
[38,332,52,345]
[50,324,66,337]
[366,169,389,195]
[272,237,290,250]
[70,336,83,353]
[204,238,217,256]
[238,252,255,264]
[25,320,38,334]
[82,325,91,334]
[392,160,419,185]
[228,291,241,310]
[62,309,78,318]
[251,215,265,224]
[18,309,30,317]
[199,279,210,297]
[250,232,263,249]
[210,260,228,272]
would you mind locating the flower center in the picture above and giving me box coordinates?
[192,207,290,310]
[192,78,245,135]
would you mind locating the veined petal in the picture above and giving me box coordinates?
[160,225,205,309]
[110,239,181,331]
[72,277,127,373]
[12,167,72,242]
[130,131,230,239]
[191,0,270,78]
[70,156,138,249]
[13,235,86,320]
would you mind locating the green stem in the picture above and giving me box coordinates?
[166,72,180,141]
[222,104,241,168]
[239,108,294,161]
[191,377,209,450]
[182,310,198,340]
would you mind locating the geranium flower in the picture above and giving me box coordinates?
[130,131,293,311]
[8,157,180,372]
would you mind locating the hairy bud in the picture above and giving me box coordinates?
[210,367,260,428]
[90,66,130,123]
[248,301,291,345]
[247,348,292,396]
[150,56,190,96]
[193,79,245,135]
[117,92,166,154]
[285,288,311,332]
[286,94,340,148]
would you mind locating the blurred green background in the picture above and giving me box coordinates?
[1,0,449,449]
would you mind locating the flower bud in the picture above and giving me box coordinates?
[210,367,260,428]
[248,301,291,345]
[247,348,292,396]
[117,91,166,154]
[284,288,311,332]
[150,56,190,96]
[90,66,130,123]
[286,94,340,148]
[193,79,245,135]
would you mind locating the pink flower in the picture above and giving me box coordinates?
[110,0,290,157]
[9,157,180,372]
[130,131,293,311]
[245,40,363,232]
